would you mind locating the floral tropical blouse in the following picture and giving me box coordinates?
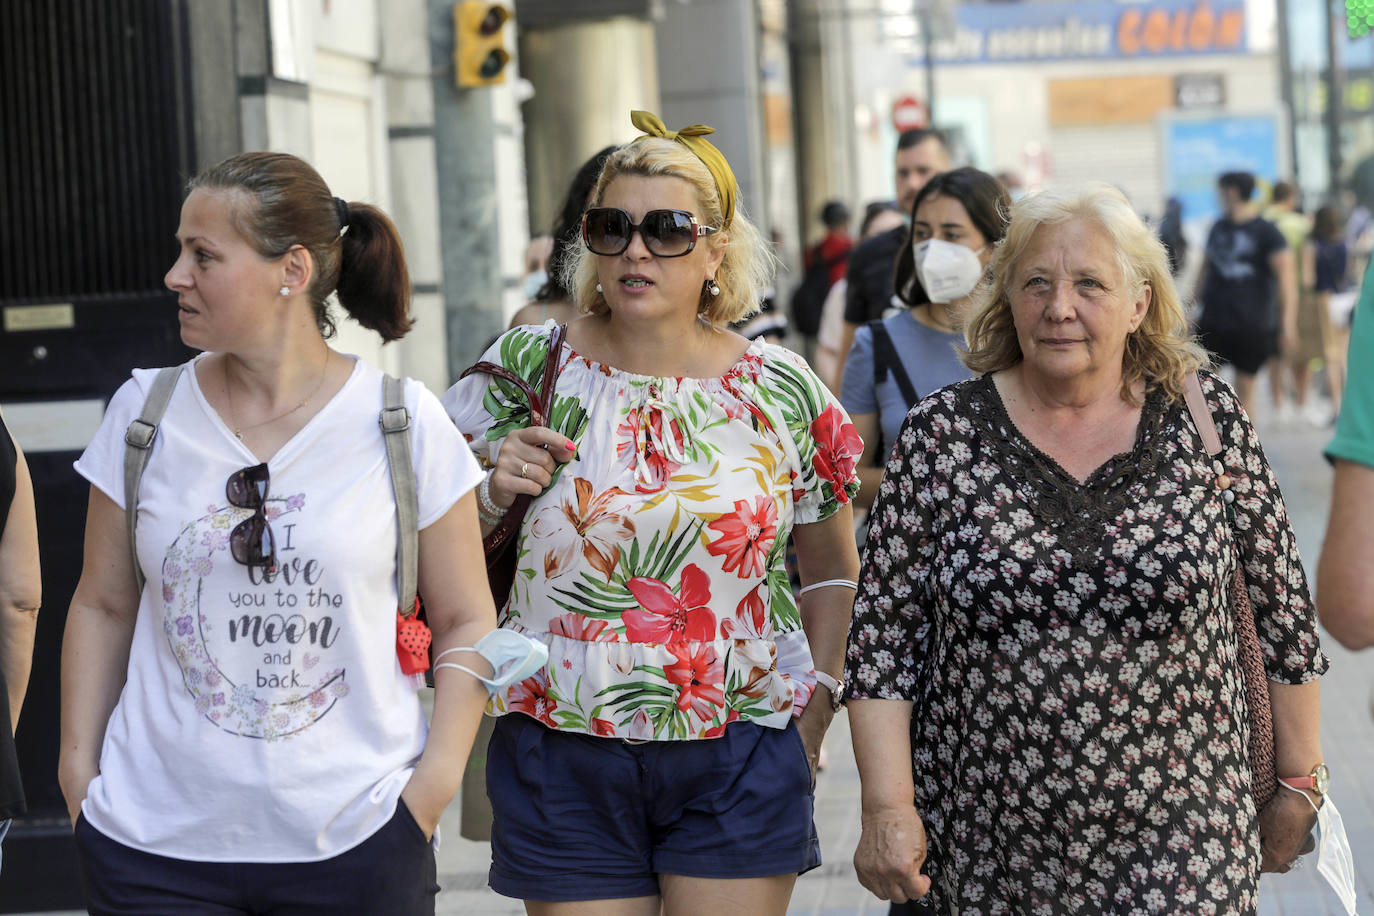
[444,321,862,741]
[844,371,1327,914]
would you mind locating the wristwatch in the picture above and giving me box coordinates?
[1278,763,1330,797]
[813,671,846,712]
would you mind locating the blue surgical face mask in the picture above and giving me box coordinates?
[431,629,549,693]
[523,269,548,300]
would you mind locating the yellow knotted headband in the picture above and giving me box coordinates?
[630,109,737,229]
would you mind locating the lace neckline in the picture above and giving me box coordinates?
[962,375,1170,567]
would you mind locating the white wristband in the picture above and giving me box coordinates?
[799,578,858,595]
[1276,779,1323,814]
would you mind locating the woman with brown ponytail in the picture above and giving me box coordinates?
[59,151,498,914]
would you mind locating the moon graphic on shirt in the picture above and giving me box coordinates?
[158,498,349,740]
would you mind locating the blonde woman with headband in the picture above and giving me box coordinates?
[444,111,863,914]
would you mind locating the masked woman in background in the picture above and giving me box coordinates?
[510,147,619,330]
[841,167,1010,510]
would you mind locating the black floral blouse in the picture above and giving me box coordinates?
[845,370,1327,916]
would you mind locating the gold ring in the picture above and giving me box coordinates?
[520,462,529,478]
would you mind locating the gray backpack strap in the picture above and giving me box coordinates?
[123,366,185,594]
[380,374,419,616]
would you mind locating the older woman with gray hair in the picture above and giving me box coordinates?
[844,184,1328,913]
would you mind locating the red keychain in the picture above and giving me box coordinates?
[396,599,432,676]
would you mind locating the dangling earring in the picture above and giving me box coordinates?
[596,283,603,293]
[280,286,290,297]
[707,278,720,297]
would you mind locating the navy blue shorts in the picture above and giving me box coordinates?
[74,801,437,915]
[486,713,820,902]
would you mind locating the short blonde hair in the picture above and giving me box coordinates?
[962,182,1207,403]
[564,138,774,327]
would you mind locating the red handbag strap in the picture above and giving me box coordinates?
[460,364,543,425]
[462,324,569,565]
[458,323,567,427]
[536,322,569,419]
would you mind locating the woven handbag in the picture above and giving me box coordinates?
[1182,372,1277,811]
[458,323,568,607]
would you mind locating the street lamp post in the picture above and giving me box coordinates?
[1326,0,1346,199]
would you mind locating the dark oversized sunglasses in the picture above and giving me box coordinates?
[581,207,719,258]
[226,463,278,572]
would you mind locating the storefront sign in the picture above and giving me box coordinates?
[3,303,74,332]
[1160,113,1282,226]
[1175,73,1226,108]
[919,0,1246,66]
[1049,76,1175,126]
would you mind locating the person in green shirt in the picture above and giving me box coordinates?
[1319,258,1374,649]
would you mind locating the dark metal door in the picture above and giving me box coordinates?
[0,1,196,909]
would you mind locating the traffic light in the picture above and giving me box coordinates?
[454,2,511,87]
[1350,0,1374,38]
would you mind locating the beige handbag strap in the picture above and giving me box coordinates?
[123,366,185,595]
[1180,370,1278,808]
[1182,371,1222,456]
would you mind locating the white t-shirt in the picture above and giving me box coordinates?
[73,354,481,862]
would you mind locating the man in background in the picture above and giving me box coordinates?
[790,201,854,358]
[1194,171,1297,413]
[836,128,952,381]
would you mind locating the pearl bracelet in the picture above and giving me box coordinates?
[477,471,507,524]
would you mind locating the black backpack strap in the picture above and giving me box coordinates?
[867,319,918,407]
[123,366,185,595]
